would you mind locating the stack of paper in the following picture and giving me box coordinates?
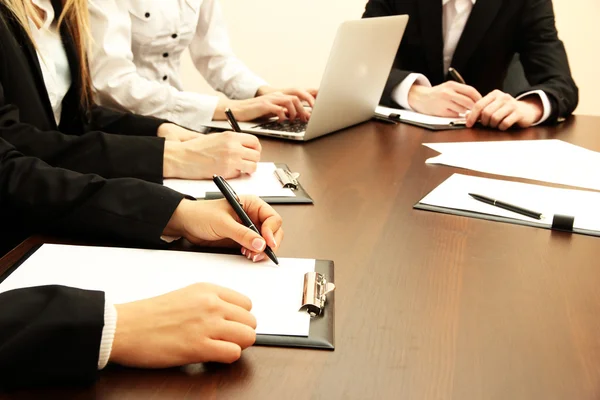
[164,162,295,199]
[424,140,600,191]
[0,244,316,337]
[417,174,600,234]
[376,105,466,129]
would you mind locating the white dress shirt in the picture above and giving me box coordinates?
[29,0,71,125]
[391,0,551,124]
[88,0,267,132]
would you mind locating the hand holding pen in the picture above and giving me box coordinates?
[213,175,281,264]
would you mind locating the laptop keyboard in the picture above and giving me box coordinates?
[254,120,308,133]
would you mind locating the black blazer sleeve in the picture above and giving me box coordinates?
[363,0,413,105]
[0,138,184,245]
[517,0,578,121]
[0,82,167,183]
[88,104,167,137]
[0,285,105,388]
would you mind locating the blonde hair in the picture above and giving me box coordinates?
[2,0,93,109]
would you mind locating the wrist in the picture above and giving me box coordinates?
[519,97,543,122]
[163,199,194,237]
[407,84,428,113]
[157,123,174,139]
[163,140,184,178]
[213,98,235,120]
[255,85,274,97]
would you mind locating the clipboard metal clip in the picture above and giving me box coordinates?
[274,168,300,190]
[300,272,335,317]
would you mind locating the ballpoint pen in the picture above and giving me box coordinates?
[468,193,544,220]
[213,175,279,265]
[448,67,466,85]
[224,108,242,132]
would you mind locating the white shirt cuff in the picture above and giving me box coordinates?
[97,299,117,370]
[516,90,552,126]
[391,73,432,110]
[168,91,220,132]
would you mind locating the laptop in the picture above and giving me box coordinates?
[204,15,409,141]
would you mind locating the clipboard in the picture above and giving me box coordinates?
[374,106,466,131]
[0,245,334,350]
[204,163,313,205]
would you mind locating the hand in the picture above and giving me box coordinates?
[256,86,318,107]
[163,131,261,179]
[408,81,482,117]
[157,123,201,142]
[164,196,283,262]
[466,90,543,130]
[213,92,312,122]
[110,283,257,368]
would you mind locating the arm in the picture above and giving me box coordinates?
[188,0,266,100]
[0,138,183,243]
[88,0,219,131]
[363,0,416,106]
[516,0,579,122]
[0,286,106,388]
[0,84,166,183]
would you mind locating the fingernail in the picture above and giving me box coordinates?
[252,254,259,262]
[252,238,266,251]
[241,248,246,256]
[247,252,252,260]
[272,238,278,248]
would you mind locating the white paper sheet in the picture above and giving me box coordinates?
[419,174,600,232]
[424,140,600,191]
[376,105,466,126]
[163,162,295,198]
[0,244,316,337]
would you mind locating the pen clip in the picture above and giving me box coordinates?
[215,175,242,205]
[274,168,300,190]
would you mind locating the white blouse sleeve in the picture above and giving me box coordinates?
[188,0,267,100]
[88,0,219,131]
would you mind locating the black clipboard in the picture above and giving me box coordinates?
[414,203,598,238]
[0,245,334,350]
[374,111,466,131]
[204,163,313,205]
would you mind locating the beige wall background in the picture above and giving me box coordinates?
[181,0,600,116]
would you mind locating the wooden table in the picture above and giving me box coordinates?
[3,116,600,399]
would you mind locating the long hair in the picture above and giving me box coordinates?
[2,0,93,110]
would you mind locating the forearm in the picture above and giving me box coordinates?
[0,286,105,388]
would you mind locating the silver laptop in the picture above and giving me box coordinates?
[205,15,409,141]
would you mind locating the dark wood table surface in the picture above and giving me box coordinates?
[3,116,600,399]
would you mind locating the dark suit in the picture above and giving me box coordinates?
[0,286,105,388]
[0,3,167,181]
[363,0,579,123]
[0,5,190,254]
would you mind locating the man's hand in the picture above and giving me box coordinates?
[163,196,283,262]
[157,123,201,142]
[408,81,482,117]
[111,283,256,368]
[466,90,543,130]
[163,131,261,179]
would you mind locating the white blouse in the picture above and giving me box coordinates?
[30,0,72,125]
[88,0,267,132]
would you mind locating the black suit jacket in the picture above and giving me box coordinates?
[0,286,105,388]
[0,3,167,181]
[363,0,579,122]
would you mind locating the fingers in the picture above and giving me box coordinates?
[213,286,253,312]
[238,160,259,175]
[285,88,316,107]
[241,147,260,163]
[449,82,482,102]
[224,217,266,254]
[488,104,515,129]
[466,91,499,127]
[498,111,521,131]
[201,340,243,364]
[236,133,261,151]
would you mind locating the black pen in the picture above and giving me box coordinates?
[213,175,279,265]
[224,108,242,132]
[448,67,466,85]
[468,193,543,220]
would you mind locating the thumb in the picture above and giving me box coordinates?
[224,219,266,252]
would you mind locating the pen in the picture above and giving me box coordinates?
[468,193,543,220]
[448,67,466,85]
[213,175,279,265]
[224,108,242,132]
